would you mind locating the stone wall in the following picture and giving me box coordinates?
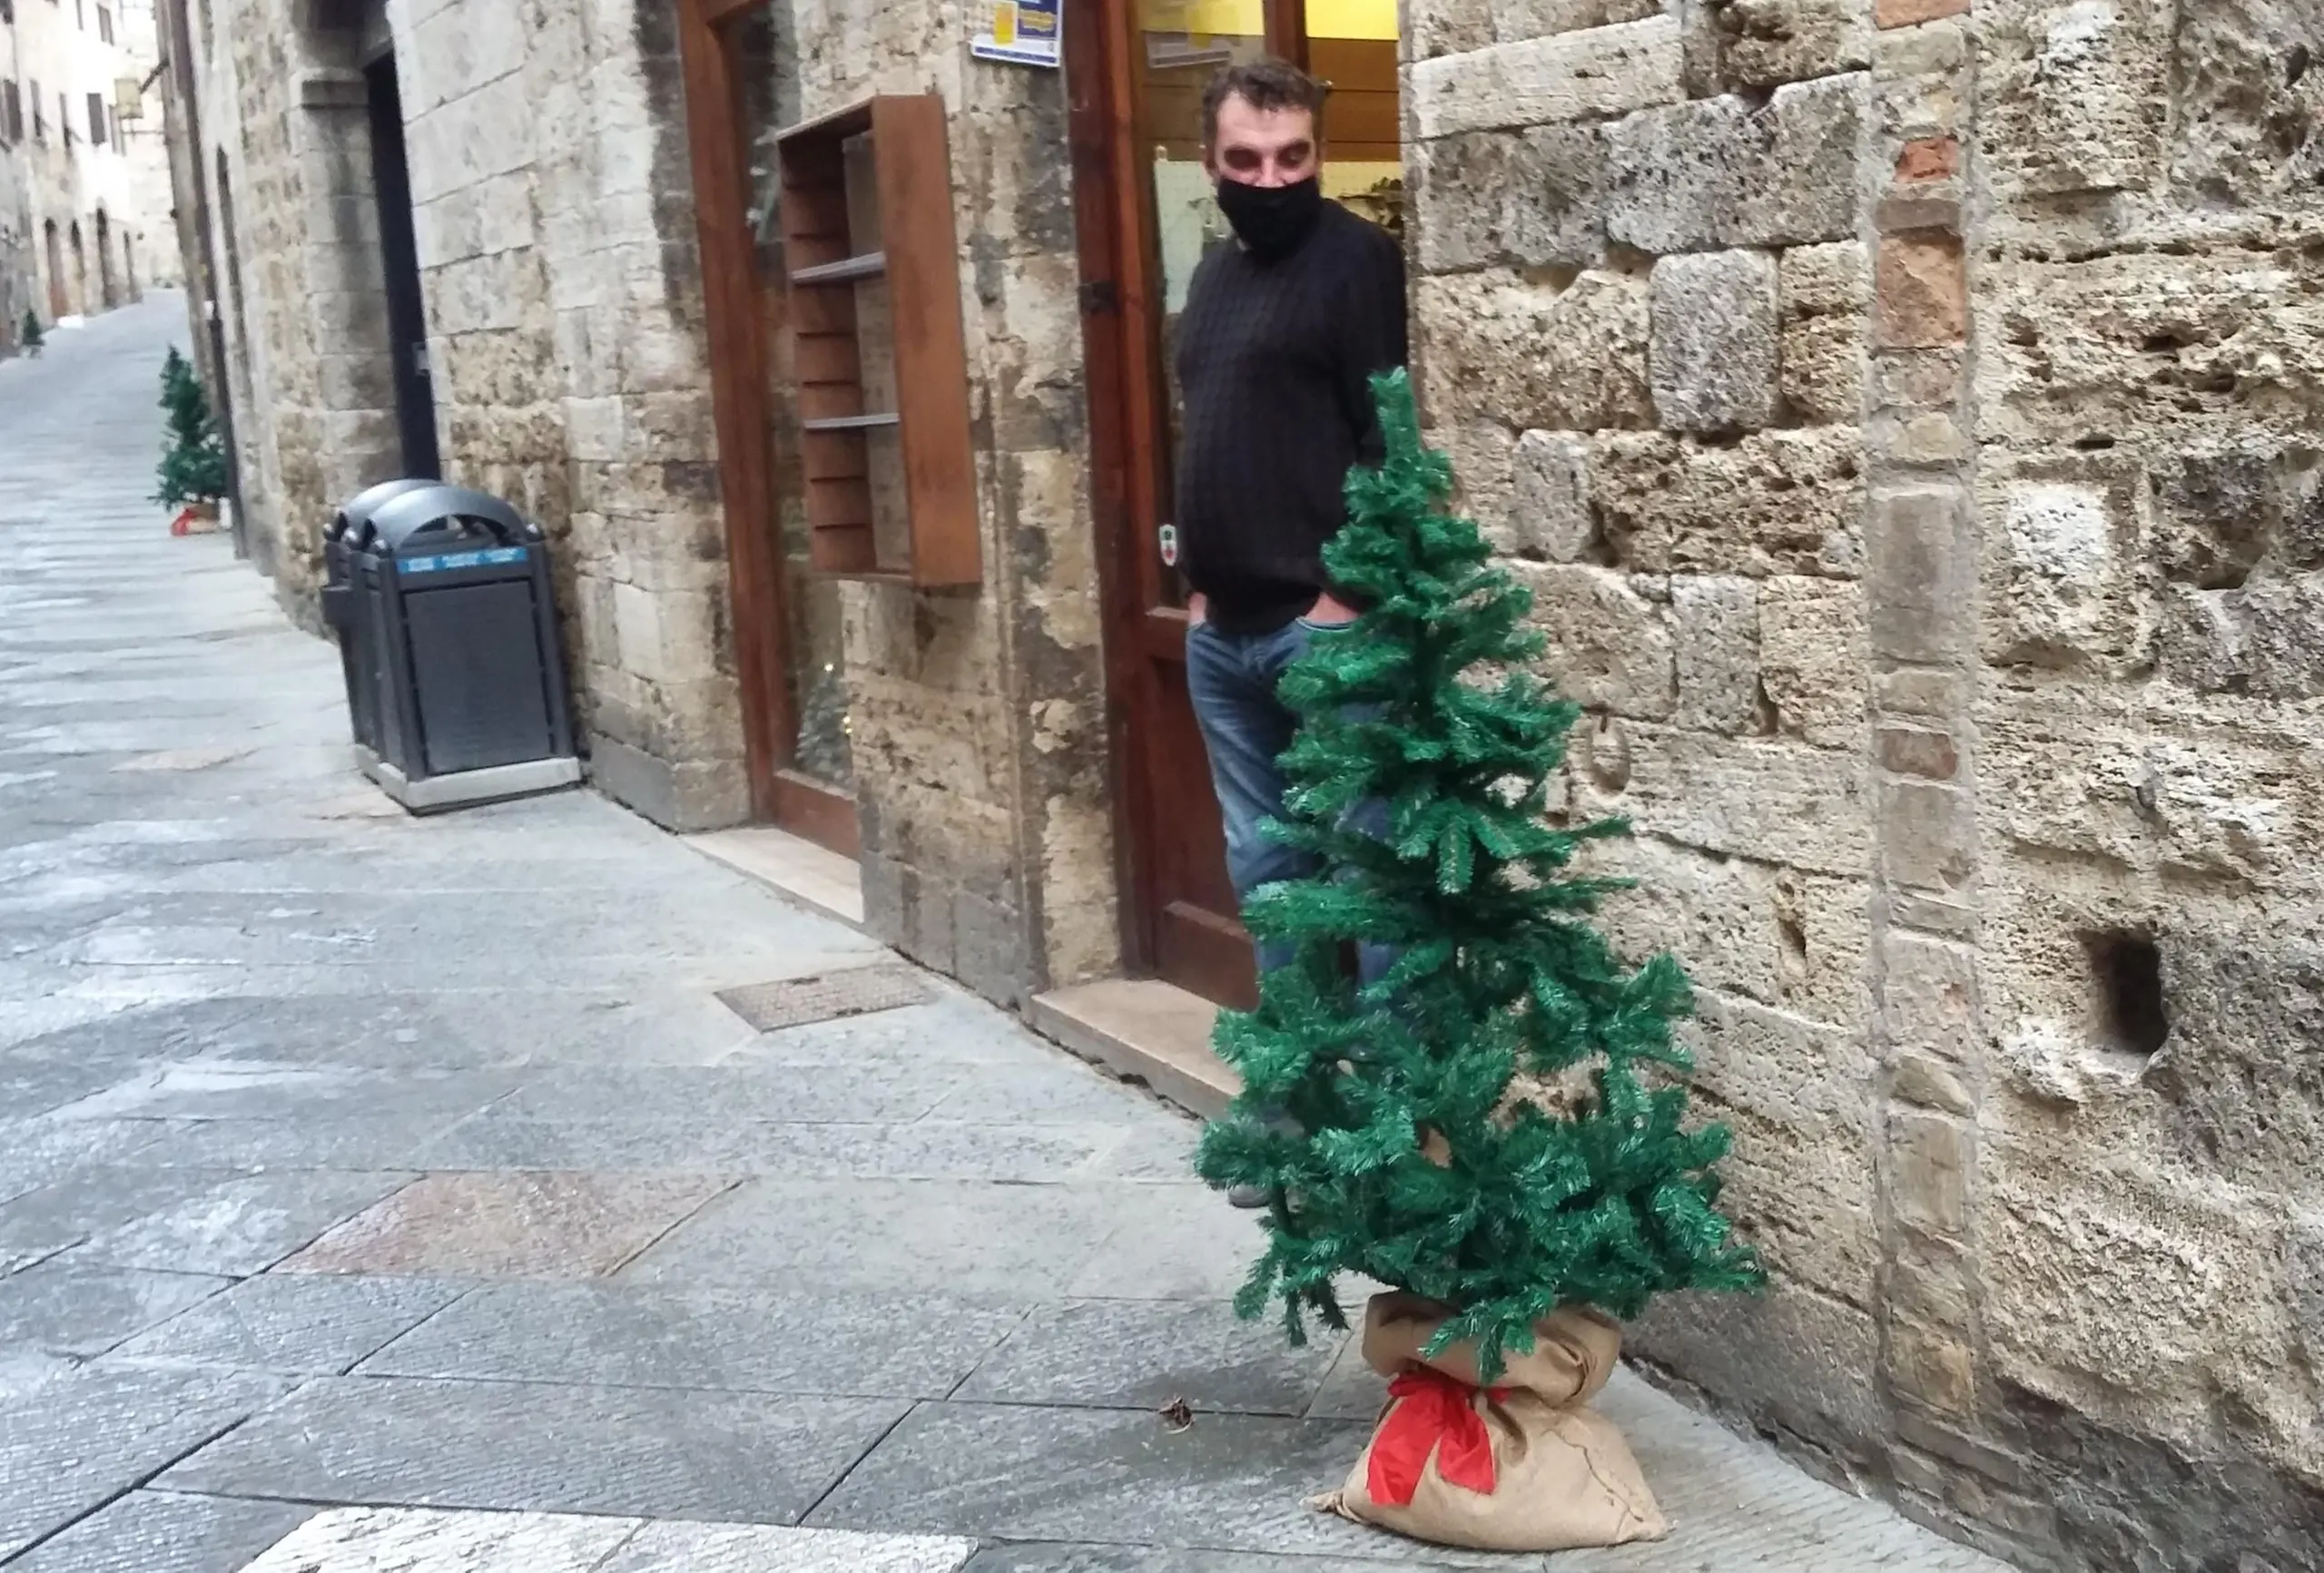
[1407,0,2324,1565]
[783,0,1118,1002]
[196,0,748,830]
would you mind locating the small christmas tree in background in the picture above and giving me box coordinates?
[20,310,43,356]
[153,347,227,512]
[1196,370,1761,1383]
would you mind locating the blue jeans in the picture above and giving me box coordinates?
[1185,615,1393,988]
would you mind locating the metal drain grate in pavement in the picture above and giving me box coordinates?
[716,962,933,1032]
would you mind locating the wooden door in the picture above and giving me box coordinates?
[1067,0,1402,1009]
[675,0,861,856]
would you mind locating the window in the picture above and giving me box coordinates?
[29,79,43,144]
[74,0,83,26]
[60,92,71,144]
[87,93,105,146]
[0,83,18,145]
[96,5,111,42]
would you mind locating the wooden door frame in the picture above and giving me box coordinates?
[675,0,861,857]
[1064,0,1311,982]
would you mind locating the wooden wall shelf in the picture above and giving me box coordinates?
[777,94,980,588]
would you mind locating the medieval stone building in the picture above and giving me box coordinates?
[167,0,2322,1565]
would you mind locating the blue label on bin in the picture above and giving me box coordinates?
[399,546,528,575]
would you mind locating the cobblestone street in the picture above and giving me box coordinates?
[0,300,2010,1571]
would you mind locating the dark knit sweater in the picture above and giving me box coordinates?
[1173,200,1409,635]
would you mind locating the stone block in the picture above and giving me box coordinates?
[1699,0,1875,93]
[1431,421,1520,548]
[1505,123,1612,269]
[1510,429,1596,562]
[1878,776,1974,893]
[1587,833,1787,1004]
[1495,0,1668,40]
[1596,427,1866,580]
[1888,1106,1971,1236]
[1975,254,2319,446]
[1874,231,1965,348]
[1981,0,2167,200]
[1879,725,1958,779]
[1758,575,1866,747]
[1672,575,1764,732]
[1887,1312,1978,1416]
[2142,920,2324,1191]
[1415,270,1655,435]
[1651,249,1781,434]
[1411,18,1685,138]
[1608,76,1866,253]
[1408,133,1506,273]
[1877,0,1966,22]
[1979,456,2146,674]
[1866,485,1972,664]
[2169,0,2324,207]
[1511,563,1677,718]
[1780,241,1869,426]
[1629,1278,1886,1473]
[1573,724,1871,876]
[1984,1165,2310,1454]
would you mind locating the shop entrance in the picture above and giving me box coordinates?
[1067,0,1403,1008]
[674,0,861,857]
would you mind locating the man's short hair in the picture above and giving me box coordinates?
[1200,58,1327,148]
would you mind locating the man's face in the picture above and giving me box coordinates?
[1204,93,1319,188]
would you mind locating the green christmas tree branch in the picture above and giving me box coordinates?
[1194,369,1763,1377]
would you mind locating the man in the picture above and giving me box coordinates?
[1175,60,1407,1206]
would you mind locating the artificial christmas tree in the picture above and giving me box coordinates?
[20,310,43,356]
[1194,369,1760,1550]
[154,348,228,529]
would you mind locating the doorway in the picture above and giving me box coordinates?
[95,209,115,308]
[672,0,861,859]
[364,52,440,478]
[67,221,86,316]
[1067,0,1404,1008]
[43,221,64,320]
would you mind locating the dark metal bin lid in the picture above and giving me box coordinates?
[328,477,438,542]
[356,485,540,555]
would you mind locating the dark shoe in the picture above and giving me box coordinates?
[1227,1184,1271,1210]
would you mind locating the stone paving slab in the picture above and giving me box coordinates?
[953,1300,1344,1418]
[618,1179,1130,1297]
[803,1401,1472,1565]
[77,1169,416,1276]
[111,1272,465,1375]
[0,1365,285,1560]
[409,1115,1113,1182]
[228,1506,980,1573]
[491,1063,977,1126]
[960,1548,1501,1573]
[156,1376,913,1524]
[281,1171,736,1280]
[0,1258,231,1357]
[358,1283,1027,1399]
[4,1490,314,1573]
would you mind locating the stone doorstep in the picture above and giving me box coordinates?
[1026,978,1236,1121]
[685,826,867,929]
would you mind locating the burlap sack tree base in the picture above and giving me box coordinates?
[1312,1293,1667,1553]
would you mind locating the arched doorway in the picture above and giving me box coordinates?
[43,221,66,320]
[67,221,86,317]
[94,209,116,309]
[123,231,138,300]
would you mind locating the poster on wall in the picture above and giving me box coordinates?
[972,0,1061,68]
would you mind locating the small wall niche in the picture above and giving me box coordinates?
[2083,929,2171,1058]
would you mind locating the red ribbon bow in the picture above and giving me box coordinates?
[1367,1367,1505,1506]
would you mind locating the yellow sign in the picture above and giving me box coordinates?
[1137,0,1396,40]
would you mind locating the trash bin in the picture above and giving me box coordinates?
[323,477,436,755]
[337,482,581,813]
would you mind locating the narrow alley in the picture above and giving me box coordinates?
[0,302,2005,1571]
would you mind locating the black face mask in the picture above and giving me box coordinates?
[1215,175,1324,262]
